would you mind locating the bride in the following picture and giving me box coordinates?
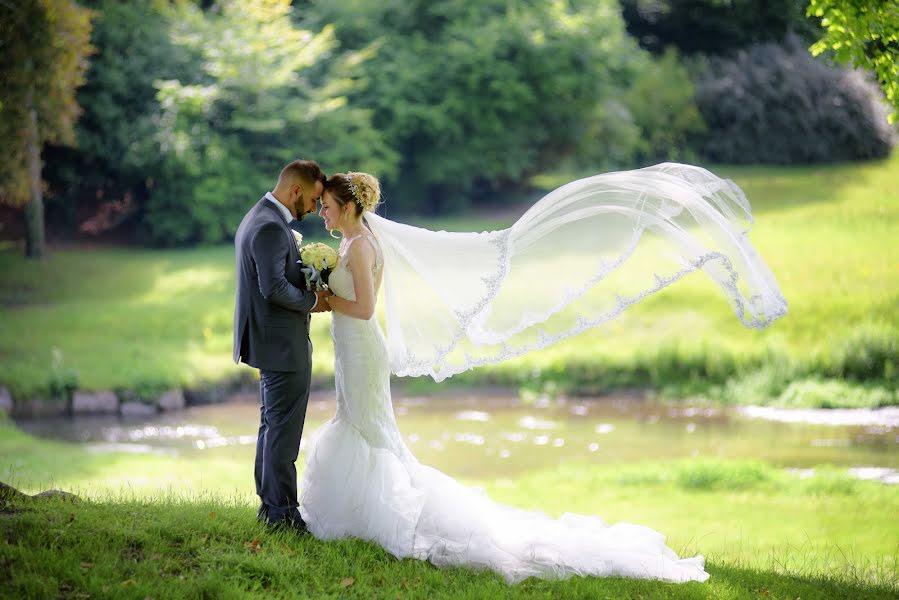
[299,167,787,584]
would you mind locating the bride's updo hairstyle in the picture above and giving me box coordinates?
[325,172,381,216]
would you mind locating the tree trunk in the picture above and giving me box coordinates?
[24,85,45,259]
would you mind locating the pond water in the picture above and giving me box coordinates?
[15,391,899,483]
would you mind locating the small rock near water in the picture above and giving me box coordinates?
[120,401,159,417]
[72,390,119,415]
[157,389,186,411]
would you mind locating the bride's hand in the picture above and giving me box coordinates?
[312,289,333,313]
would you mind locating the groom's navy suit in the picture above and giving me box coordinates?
[233,196,316,524]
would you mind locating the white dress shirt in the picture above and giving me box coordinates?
[265,191,294,223]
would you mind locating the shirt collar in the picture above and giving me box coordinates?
[264,192,294,224]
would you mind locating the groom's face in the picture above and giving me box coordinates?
[294,180,324,219]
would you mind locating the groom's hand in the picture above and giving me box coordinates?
[312,289,333,313]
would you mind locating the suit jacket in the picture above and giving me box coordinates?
[233,197,316,371]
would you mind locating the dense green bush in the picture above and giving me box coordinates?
[693,35,896,164]
[623,49,706,163]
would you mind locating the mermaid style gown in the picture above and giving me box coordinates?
[299,233,709,584]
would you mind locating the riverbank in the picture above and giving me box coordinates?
[1,157,896,410]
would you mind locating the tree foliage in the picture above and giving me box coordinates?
[7,0,894,248]
[307,0,648,212]
[0,0,93,203]
[624,48,706,163]
[620,0,819,55]
[42,0,201,237]
[143,0,396,244]
[808,0,899,122]
[0,0,93,256]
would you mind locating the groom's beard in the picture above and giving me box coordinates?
[294,200,315,220]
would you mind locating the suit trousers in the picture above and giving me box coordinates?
[254,355,311,522]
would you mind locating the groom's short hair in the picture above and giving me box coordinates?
[279,160,326,187]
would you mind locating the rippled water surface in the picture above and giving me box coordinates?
[16,392,899,483]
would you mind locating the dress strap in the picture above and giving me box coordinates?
[342,234,364,251]
[340,232,383,276]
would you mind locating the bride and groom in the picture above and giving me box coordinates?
[233,159,787,584]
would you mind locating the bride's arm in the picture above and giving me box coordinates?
[326,240,376,320]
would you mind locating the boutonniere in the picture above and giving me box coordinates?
[292,230,303,252]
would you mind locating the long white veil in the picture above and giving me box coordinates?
[363,162,787,382]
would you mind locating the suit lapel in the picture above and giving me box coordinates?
[256,196,306,292]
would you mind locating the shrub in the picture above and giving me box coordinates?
[624,48,706,163]
[693,35,896,164]
[715,363,795,406]
[776,379,896,409]
[828,324,898,382]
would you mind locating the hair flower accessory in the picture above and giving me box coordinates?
[347,175,360,203]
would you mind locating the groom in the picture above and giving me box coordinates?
[233,159,332,531]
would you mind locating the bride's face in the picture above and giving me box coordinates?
[319,191,344,231]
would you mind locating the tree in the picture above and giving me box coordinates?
[42,0,202,239]
[307,0,649,213]
[808,0,899,122]
[0,0,93,257]
[144,0,396,244]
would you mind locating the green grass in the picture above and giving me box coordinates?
[3,497,897,599]
[2,421,898,598]
[1,156,897,404]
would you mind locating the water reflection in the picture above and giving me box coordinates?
[14,391,899,484]
[739,405,899,426]
[848,467,899,484]
[456,411,490,422]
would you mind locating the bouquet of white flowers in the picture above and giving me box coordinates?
[298,242,338,291]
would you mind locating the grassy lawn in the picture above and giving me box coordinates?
[3,498,896,599]
[2,421,897,598]
[0,156,896,404]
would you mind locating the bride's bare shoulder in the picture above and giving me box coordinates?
[344,234,377,270]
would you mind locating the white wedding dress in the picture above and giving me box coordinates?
[299,233,710,584]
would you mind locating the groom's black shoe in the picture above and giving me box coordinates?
[256,504,268,522]
[266,510,308,534]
